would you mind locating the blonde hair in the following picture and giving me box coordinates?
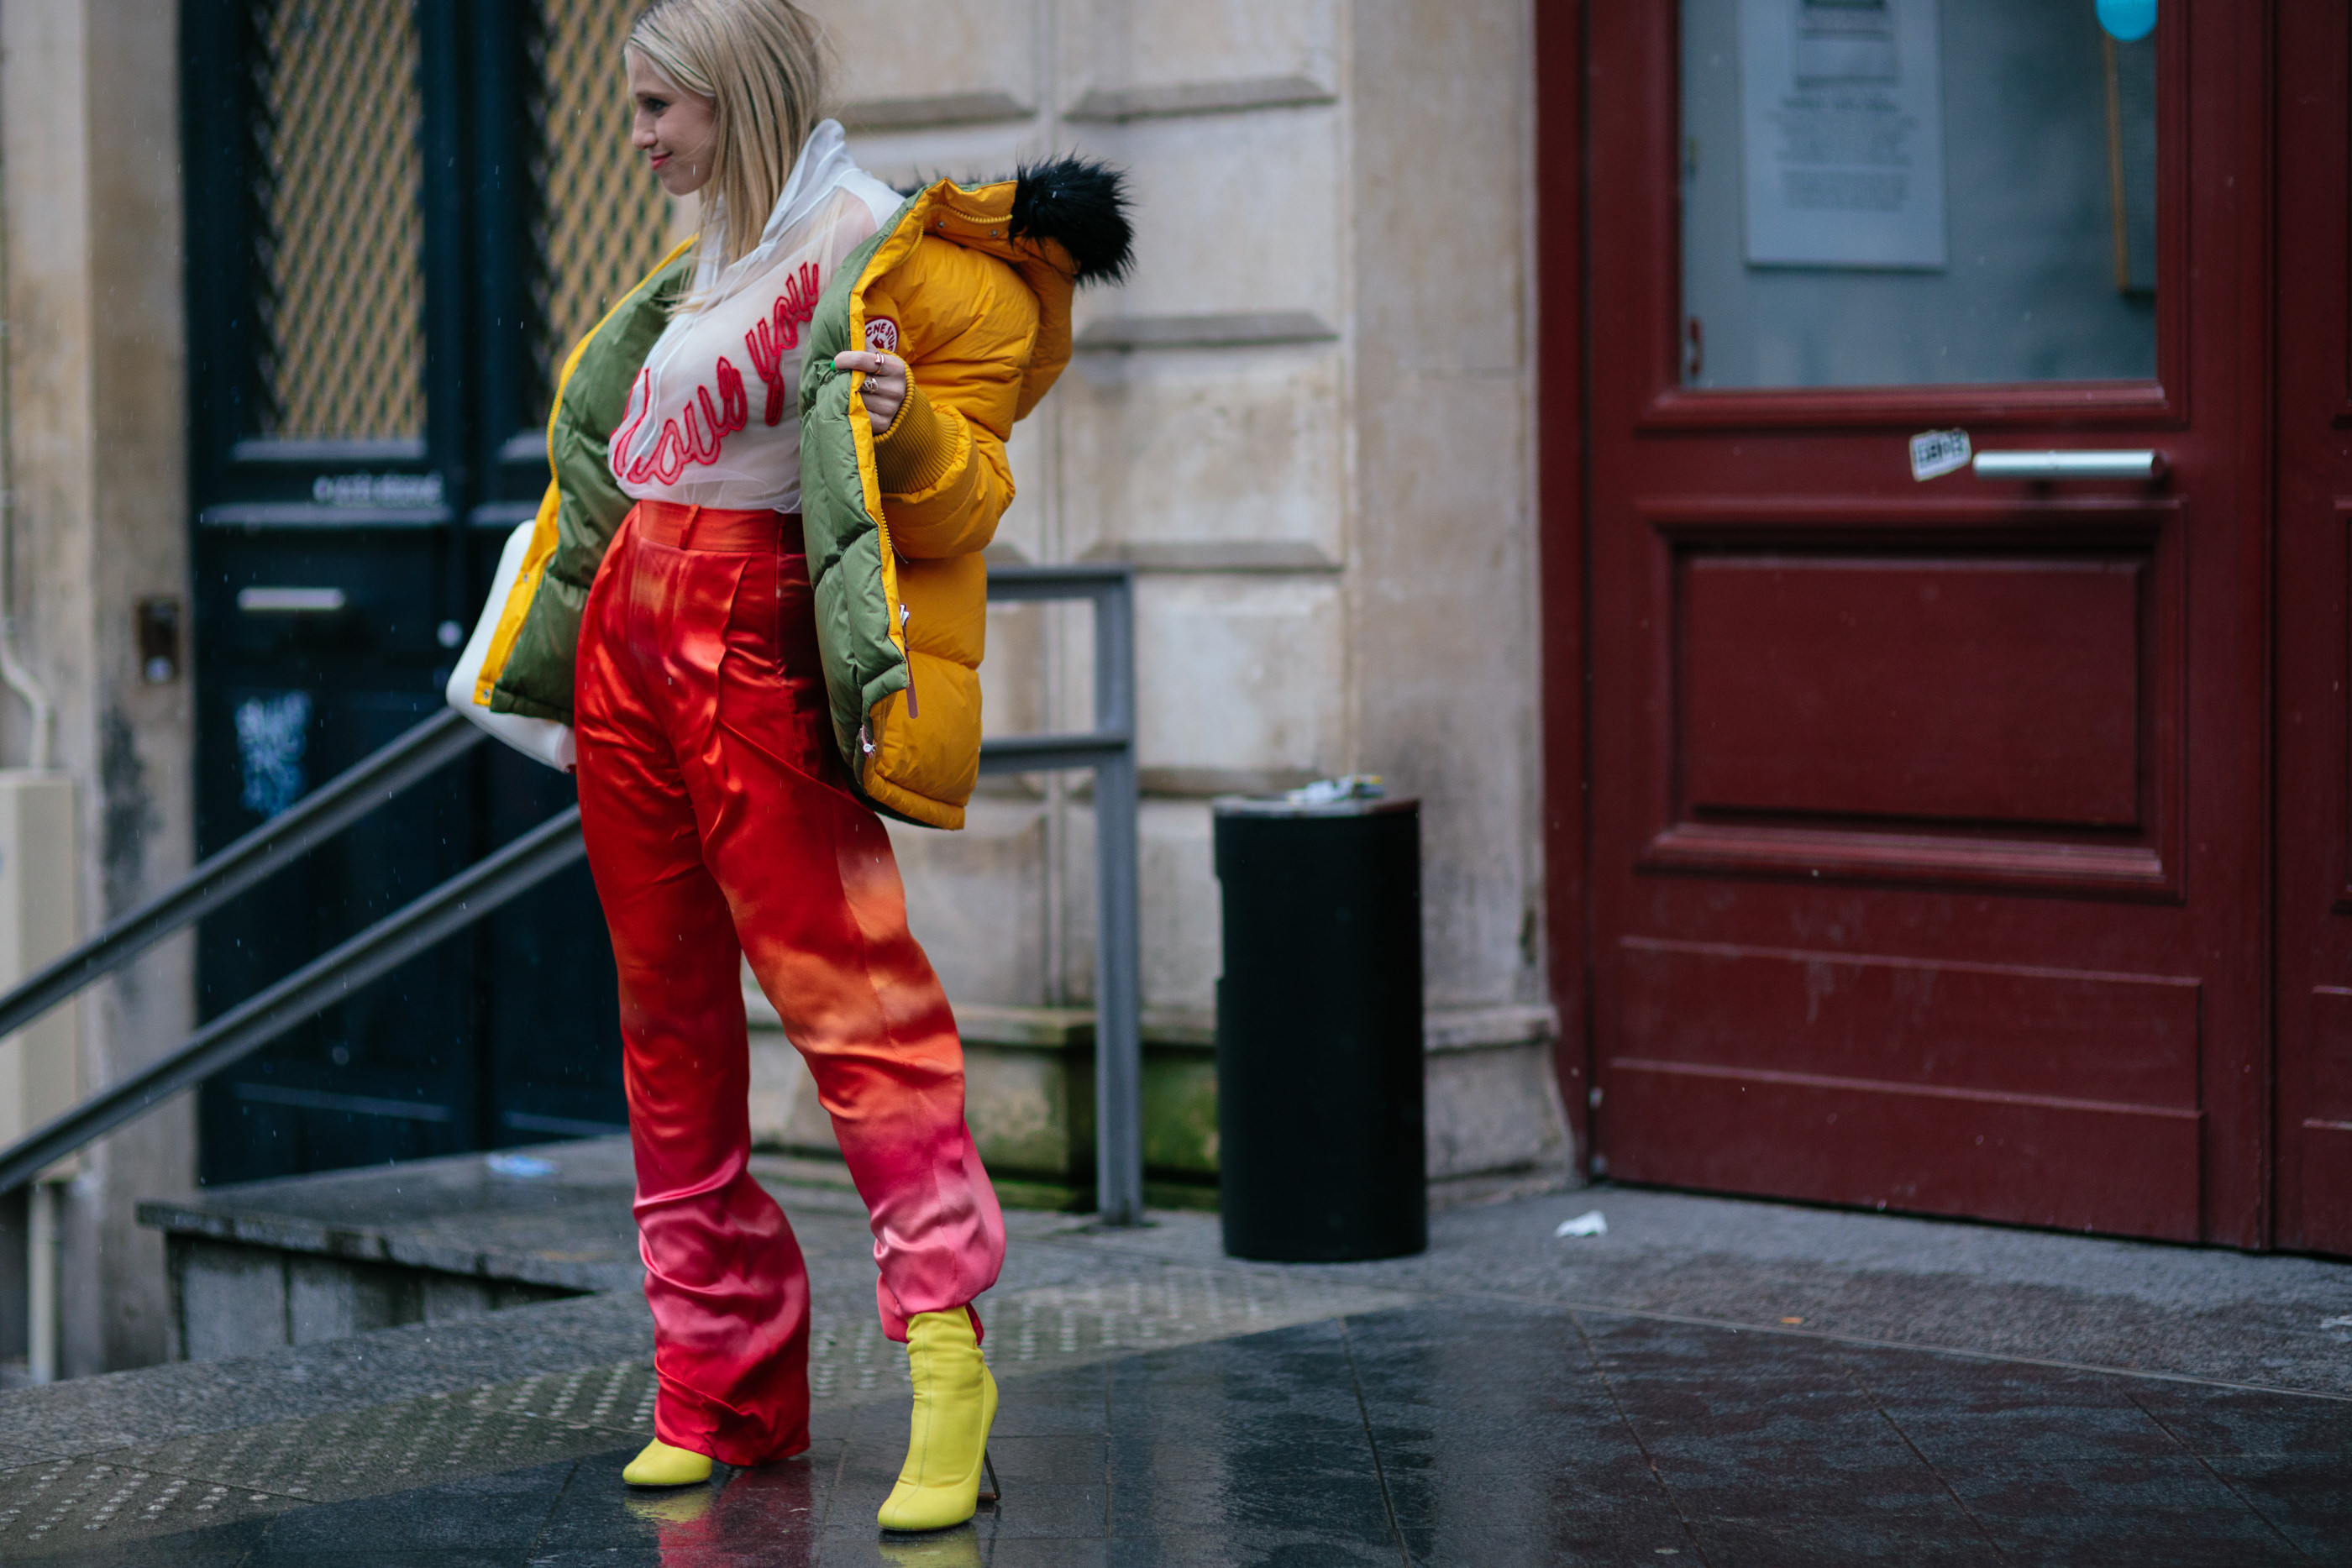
[627,0,829,277]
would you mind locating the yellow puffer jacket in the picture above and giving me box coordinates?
[474,159,1131,834]
[797,159,1132,828]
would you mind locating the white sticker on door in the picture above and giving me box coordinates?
[1908,427,1971,481]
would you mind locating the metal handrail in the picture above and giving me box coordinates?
[0,707,485,1043]
[976,564,1142,1223]
[0,810,585,1195]
[0,563,1143,1221]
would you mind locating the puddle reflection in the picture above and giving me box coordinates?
[874,1525,984,1566]
[633,1461,818,1565]
[614,1456,984,1565]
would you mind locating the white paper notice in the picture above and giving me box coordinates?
[1740,0,1946,270]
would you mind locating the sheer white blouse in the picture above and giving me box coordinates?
[610,121,901,514]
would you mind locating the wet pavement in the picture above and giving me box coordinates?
[7,1172,2352,1565]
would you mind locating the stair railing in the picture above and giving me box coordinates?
[0,564,1144,1222]
[0,705,486,1047]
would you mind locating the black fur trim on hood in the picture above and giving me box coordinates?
[1011,158,1134,286]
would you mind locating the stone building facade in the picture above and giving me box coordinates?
[745,0,1565,1202]
[0,0,1558,1375]
[0,0,196,1376]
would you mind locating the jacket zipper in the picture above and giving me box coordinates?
[898,601,919,716]
[855,212,919,762]
[860,347,909,753]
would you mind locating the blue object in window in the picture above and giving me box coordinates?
[2097,0,2155,43]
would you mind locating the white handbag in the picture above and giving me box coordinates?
[444,521,577,772]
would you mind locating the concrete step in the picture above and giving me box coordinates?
[134,1137,858,1362]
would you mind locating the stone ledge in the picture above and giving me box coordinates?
[134,1204,627,1293]
[1076,540,1343,574]
[133,1142,896,1365]
[1064,75,1336,123]
[1074,311,1338,351]
[811,999,1561,1057]
[1426,1003,1561,1055]
[1137,767,1324,799]
[838,89,1033,133]
[743,993,1568,1192]
[1428,1164,1580,1211]
[744,994,1219,1191]
[134,1138,644,1296]
[748,995,1221,1051]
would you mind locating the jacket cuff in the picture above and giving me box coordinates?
[874,379,957,497]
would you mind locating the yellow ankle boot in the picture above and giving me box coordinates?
[622,1436,712,1487]
[877,1308,997,1531]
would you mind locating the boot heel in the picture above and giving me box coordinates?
[978,1450,1000,1507]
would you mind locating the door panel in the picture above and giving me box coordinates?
[1585,3,2269,1244]
[183,0,653,1183]
[1681,557,2142,825]
[1639,504,2183,896]
[1609,938,2203,1238]
[2273,1,2352,1253]
[1618,940,2201,1108]
[2292,989,2352,1248]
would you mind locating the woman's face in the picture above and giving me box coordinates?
[627,50,717,197]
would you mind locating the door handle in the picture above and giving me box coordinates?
[1971,449,2165,480]
[237,587,348,613]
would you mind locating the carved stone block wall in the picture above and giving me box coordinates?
[3,0,197,1373]
[811,0,1563,1185]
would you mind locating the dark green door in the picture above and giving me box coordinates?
[181,0,672,1182]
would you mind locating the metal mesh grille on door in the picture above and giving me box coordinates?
[251,0,426,443]
[533,0,675,414]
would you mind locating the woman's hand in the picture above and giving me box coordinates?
[835,350,906,435]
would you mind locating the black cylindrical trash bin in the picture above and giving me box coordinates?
[1212,791,1425,1261]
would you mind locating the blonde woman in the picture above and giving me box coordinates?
[466,0,1129,1532]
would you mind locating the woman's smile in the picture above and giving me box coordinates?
[626,49,716,197]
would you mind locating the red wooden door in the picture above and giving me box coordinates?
[1582,3,2271,1245]
[2275,1,2352,1254]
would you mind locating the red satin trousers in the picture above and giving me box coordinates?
[573,499,1005,1466]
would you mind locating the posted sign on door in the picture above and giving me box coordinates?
[1740,0,1947,270]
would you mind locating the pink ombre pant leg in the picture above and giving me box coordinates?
[575,503,1004,1466]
